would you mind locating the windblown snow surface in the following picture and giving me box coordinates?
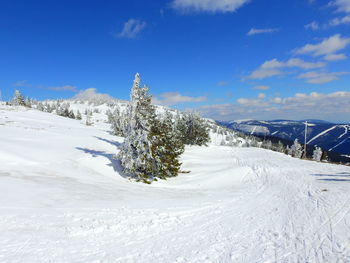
[1,106,350,263]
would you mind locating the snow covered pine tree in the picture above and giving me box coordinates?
[176,112,210,146]
[288,139,303,158]
[11,90,26,106]
[149,111,185,179]
[312,147,323,162]
[107,107,125,137]
[119,73,185,183]
[118,73,157,182]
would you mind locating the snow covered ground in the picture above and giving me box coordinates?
[1,106,350,262]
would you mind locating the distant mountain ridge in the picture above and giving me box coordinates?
[218,119,350,155]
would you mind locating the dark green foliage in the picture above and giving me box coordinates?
[68,110,75,119]
[177,112,210,146]
[149,112,185,179]
[76,110,82,120]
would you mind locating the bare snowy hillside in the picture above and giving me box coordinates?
[1,105,350,262]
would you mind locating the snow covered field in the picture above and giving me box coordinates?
[1,106,350,262]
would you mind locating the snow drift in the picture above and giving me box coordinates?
[0,105,350,262]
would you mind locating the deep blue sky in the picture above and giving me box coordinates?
[1,0,349,121]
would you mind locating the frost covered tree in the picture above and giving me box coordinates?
[312,147,322,162]
[25,98,32,108]
[277,141,285,153]
[289,139,303,158]
[68,109,75,119]
[107,107,126,136]
[149,111,185,179]
[261,140,272,150]
[176,112,210,146]
[118,73,157,182]
[119,74,186,182]
[85,114,93,126]
[11,90,26,106]
[37,102,44,111]
[76,110,82,120]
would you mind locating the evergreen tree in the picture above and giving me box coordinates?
[37,102,44,111]
[11,90,26,106]
[276,141,285,153]
[118,73,156,182]
[290,139,303,158]
[25,98,32,108]
[76,110,82,120]
[177,112,210,146]
[107,107,126,136]
[68,109,75,119]
[85,114,93,126]
[312,147,323,162]
[149,111,184,179]
[62,106,70,117]
[46,102,54,113]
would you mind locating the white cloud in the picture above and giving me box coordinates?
[118,19,146,39]
[247,58,325,80]
[73,88,114,102]
[308,1,350,29]
[297,70,348,84]
[260,58,326,70]
[171,0,250,14]
[252,85,270,90]
[48,85,77,92]
[247,68,283,80]
[294,34,350,58]
[305,21,320,30]
[280,58,325,69]
[247,28,279,36]
[329,0,350,13]
[196,91,350,122]
[236,93,268,107]
[329,15,350,26]
[324,53,347,61]
[152,92,207,106]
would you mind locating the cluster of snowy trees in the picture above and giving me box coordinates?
[286,139,324,162]
[286,139,303,158]
[36,100,83,121]
[117,73,209,183]
[106,108,127,136]
[10,90,33,107]
[213,124,326,163]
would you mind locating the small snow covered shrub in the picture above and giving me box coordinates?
[312,147,322,162]
[287,139,303,158]
[11,90,28,107]
[76,110,82,120]
[106,108,126,137]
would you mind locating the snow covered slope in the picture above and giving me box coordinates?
[1,106,350,262]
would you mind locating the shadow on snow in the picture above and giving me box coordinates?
[76,147,128,179]
[94,136,123,148]
[311,172,350,182]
